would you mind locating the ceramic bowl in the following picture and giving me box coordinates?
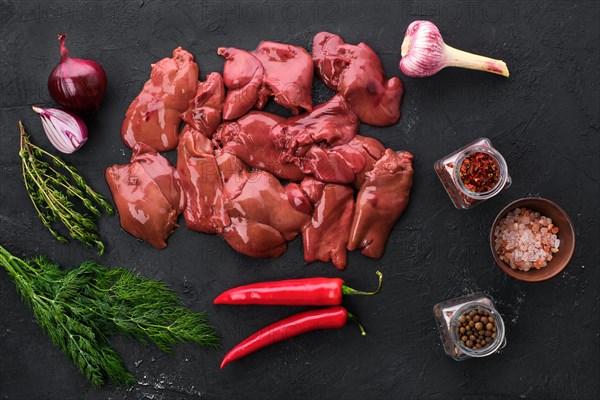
[490,197,575,282]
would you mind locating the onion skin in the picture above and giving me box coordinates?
[48,34,107,114]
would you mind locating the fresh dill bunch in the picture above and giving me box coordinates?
[0,245,220,388]
[0,248,133,388]
[18,121,114,255]
[83,263,221,352]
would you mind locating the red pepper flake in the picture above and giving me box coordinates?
[459,152,500,193]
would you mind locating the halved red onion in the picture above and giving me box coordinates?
[31,106,88,154]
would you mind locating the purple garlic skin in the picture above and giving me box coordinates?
[400,21,446,77]
[399,20,510,78]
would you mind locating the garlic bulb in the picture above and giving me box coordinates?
[399,20,509,78]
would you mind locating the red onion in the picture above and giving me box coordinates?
[48,34,107,114]
[32,106,88,154]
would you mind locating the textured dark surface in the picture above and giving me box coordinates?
[1,1,599,399]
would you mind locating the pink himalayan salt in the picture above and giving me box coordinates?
[494,207,560,271]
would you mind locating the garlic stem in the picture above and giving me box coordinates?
[444,45,509,77]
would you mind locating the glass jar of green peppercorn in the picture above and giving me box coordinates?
[433,293,506,360]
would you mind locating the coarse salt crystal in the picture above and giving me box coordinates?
[494,207,561,271]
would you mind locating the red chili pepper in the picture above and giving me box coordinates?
[214,271,382,306]
[220,306,365,368]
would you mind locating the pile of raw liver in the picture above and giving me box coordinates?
[106,33,414,270]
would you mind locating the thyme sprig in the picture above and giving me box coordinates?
[0,245,220,388]
[18,121,113,254]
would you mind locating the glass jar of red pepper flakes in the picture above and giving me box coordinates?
[434,138,511,209]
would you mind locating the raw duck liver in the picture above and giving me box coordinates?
[313,32,403,126]
[177,128,229,234]
[218,47,264,120]
[121,47,198,151]
[215,111,305,181]
[348,149,414,258]
[218,41,313,118]
[180,72,225,139]
[105,143,184,249]
[252,41,313,114]
[221,217,287,258]
[302,183,355,270]
[223,170,310,240]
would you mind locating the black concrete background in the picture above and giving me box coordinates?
[0,1,598,399]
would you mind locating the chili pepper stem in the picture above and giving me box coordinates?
[444,45,509,77]
[347,312,367,336]
[341,270,383,297]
